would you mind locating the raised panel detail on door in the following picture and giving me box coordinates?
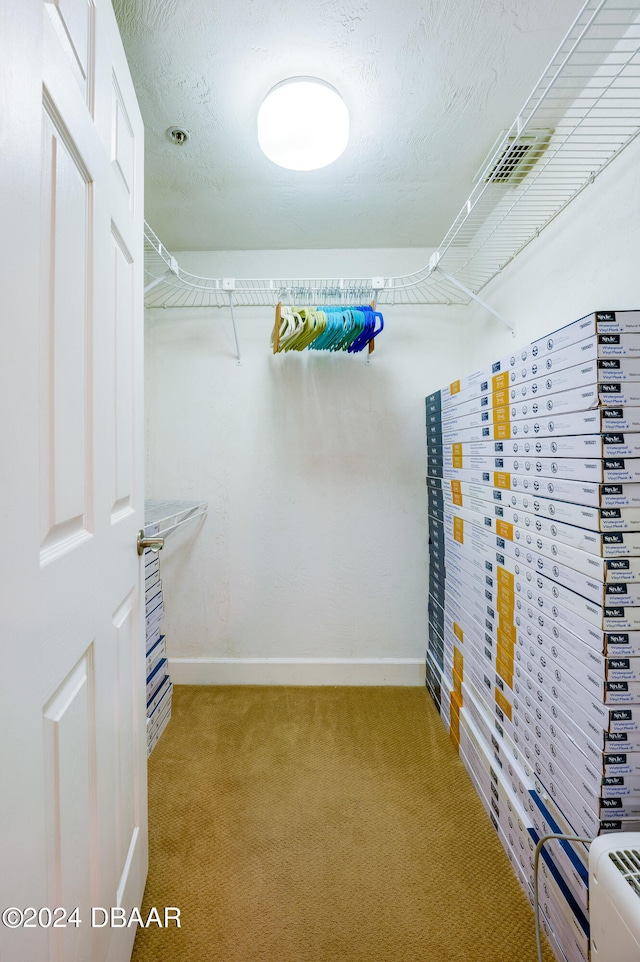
[40,101,93,564]
[111,74,134,205]
[112,593,140,903]
[44,0,94,104]
[111,226,135,522]
[43,650,97,962]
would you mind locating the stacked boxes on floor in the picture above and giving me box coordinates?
[426,309,640,962]
[143,519,172,755]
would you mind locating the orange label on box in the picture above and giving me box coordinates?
[453,516,464,544]
[451,443,463,469]
[498,578,514,598]
[453,670,463,696]
[497,568,514,590]
[450,380,461,396]
[497,659,514,684]
[496,518,514,540]
[492,371,509,392]
[450,690,463,711]
[450,479,461,495]
[453,647,464,675]
[497,628,515,656]
[494,472,511,490]
[450,724,460,752]
[452,490,463,506]
[493,405,510,424]
[453,622,464,644]
[495,687,513,721]
[497,663,513,689]
[496,641,514,668]
[497,597,514,623]
[494,421,511,440]
[497,618,516,644]
[493,389,509,408]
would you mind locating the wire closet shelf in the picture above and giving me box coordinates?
[143,500,208,538]
[144,0,640,310]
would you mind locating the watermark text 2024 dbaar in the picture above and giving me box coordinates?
[1,906,181,928]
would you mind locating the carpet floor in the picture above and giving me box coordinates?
[131,685,553,962]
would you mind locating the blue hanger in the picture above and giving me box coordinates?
[289,304,385,352]
[349,309,384,352]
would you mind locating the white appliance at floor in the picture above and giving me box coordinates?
[589,833,640,962]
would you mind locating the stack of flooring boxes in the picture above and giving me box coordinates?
[426,310,640,962]
[143,521,172,755]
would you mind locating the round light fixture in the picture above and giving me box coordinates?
[257,77,349,171]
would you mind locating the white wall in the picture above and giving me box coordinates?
[145,248,469,685]
[464,131,640,363]
[146,133,640,686]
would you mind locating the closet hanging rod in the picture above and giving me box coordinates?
[144,0,640,312]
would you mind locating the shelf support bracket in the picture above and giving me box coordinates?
[227,290,241,365]
[144,272,171,295]
[429,254,514,333]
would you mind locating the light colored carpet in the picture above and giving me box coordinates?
[131,685,553,961]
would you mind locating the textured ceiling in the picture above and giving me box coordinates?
[113,0,585,251]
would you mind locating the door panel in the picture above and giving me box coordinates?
[111,228,135,520]
[0,2,146,961]
[113,594,139,881]
[39,104,92,559]
[112,76,135,204]
[45,0,93,100]
[43,651,97,962]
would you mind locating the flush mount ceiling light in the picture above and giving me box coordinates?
[257,78,349,171]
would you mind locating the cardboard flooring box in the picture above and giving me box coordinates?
[430,310,640,413]
[516,725,602,838]
[601,749,640,778]
[527,804,589,914]
[444,451,640,485]
[440,381,601,437]
[439,402,640,447]
[440,466,611,505]
[511,512,640,557]
[445,432,640,460]
[513,566,640,632]
[500,489,640,534]
[513,627,640,710]
[514,664,640,735]
[511,686,602,791]
[450,474,640,510]
[441,402,602,444]
[598,356,640,381]
[513,640,640,722]
[513,592,640,659]
[599,381,640,405]
[537,857,590,962]
[429,365,509,411]
[511,687,600,789]
[443,494,640,562]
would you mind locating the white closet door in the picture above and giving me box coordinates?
[0,2,146,961]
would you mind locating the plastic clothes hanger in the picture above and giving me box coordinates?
[349,309,384,352]
[275,306,304,351]
[340,309,366,351]
[282,307,312,351]
[308,308,341,350]
[288,308,322,351]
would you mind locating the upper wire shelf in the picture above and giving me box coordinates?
[144,0,640,310]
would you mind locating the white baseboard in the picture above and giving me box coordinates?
[168,657,425,687]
